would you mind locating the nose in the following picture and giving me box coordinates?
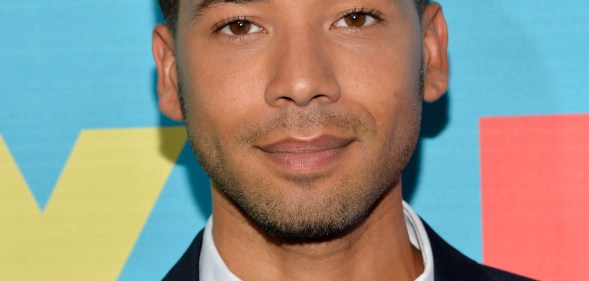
[264,29,341,107]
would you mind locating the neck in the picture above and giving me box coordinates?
[211,184,423,281]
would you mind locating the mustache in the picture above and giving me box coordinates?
[237,107,375,144]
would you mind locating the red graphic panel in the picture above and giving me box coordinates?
[480,114,589,280]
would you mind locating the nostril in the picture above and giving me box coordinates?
[268,96,297,108]
[310,93,333,105]
[279,96,296,103]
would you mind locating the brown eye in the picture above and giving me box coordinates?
[229,20,251,35]
[334,11,379,29]
[218,19,262,36]
[344,13,367,28]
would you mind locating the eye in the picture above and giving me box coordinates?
[334,9,381,28]
[217,19,262,36]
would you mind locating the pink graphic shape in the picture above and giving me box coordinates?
[480,114,589,280]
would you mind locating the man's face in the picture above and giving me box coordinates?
[173,0,425,242]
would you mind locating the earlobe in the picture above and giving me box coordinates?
[152,24,184,121]
[421,3,449,103]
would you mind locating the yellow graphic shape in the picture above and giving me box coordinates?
[0,128,186,280]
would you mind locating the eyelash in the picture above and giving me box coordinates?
[335,7,384,28]
[212,15,256,33]
[342,7,384,22]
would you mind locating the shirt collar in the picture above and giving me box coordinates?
[403,201,435,281]
[200,201,434,281]
[199,218,241,281]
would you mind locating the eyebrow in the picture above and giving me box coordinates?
[191,0,271,21]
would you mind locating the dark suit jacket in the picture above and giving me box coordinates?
[163,220,535,280]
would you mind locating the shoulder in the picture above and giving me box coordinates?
[422,220,536,281]
[162,229,204,281]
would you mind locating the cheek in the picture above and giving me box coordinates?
[180,49,269,143]
[335,41,422,138]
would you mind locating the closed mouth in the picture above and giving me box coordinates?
[255,135,354,172]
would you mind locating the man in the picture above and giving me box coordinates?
[152,0,533,280]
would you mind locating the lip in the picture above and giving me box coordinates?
[256,135,354,172]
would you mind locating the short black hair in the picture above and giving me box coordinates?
[158,0,428,33]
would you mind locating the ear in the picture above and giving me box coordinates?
[421,3,449,102]
[152,24,184,121]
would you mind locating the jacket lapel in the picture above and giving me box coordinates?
[422,220,488,281]
[162,229,204,281]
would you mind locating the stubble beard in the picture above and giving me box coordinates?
[178,72,423,244]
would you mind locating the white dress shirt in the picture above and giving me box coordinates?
[199,201,434,281]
